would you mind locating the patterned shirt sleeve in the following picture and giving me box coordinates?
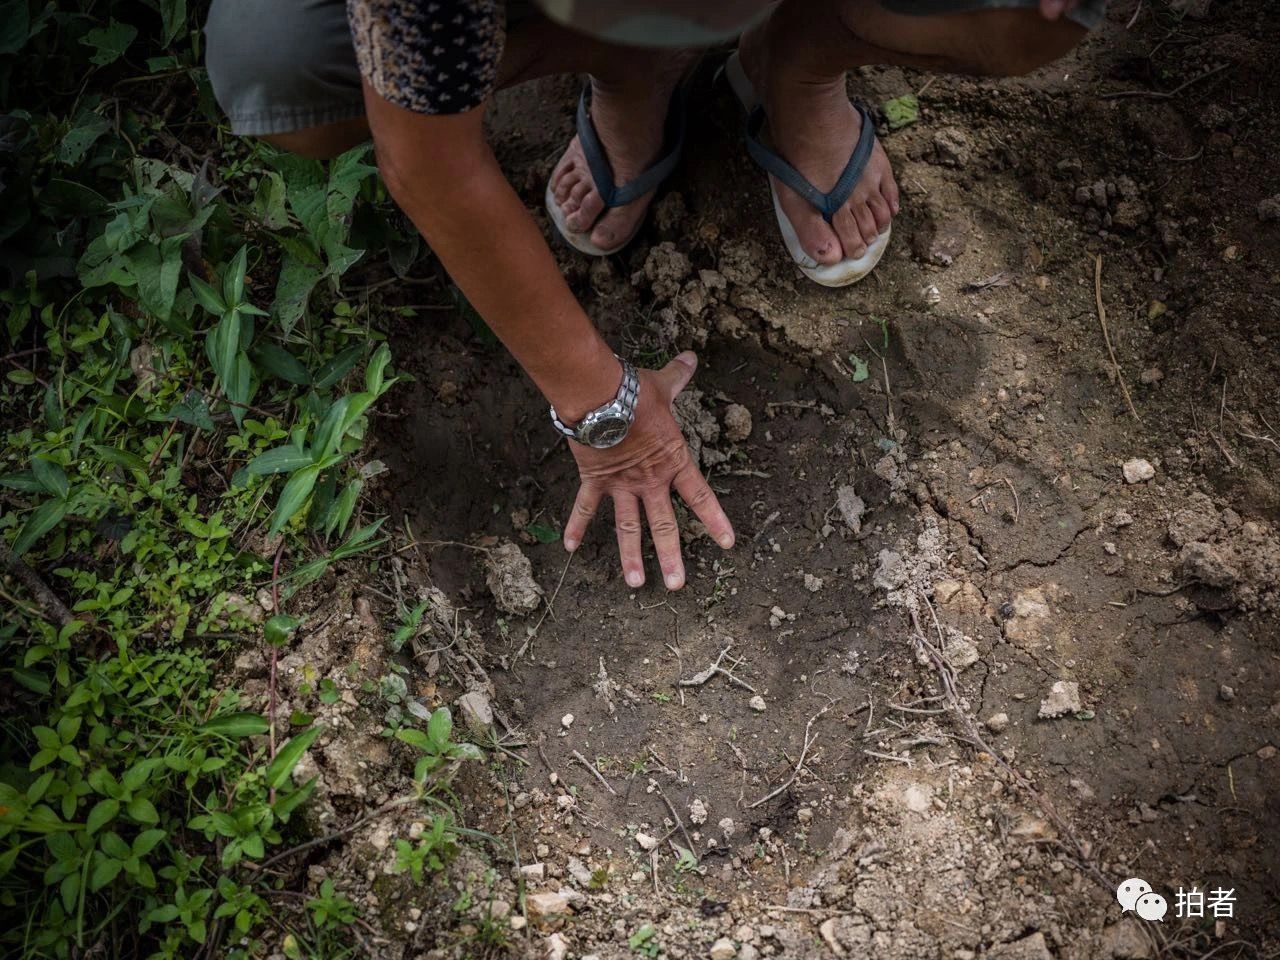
[347,0,504,115]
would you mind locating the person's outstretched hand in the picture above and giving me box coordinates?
[562,351,735,589]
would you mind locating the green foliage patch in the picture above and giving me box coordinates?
[0,2,479,957]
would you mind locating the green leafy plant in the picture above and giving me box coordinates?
[394,707,485,785]
[391,815,462,883]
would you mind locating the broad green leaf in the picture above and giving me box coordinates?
[12,498,67,556]
[204,712,270,737]
[134,829,167,855]
[126,797,159,825]
[166,390,215,431]
[265,725,324,790]
[269,464,320,536]
[251,342,311,385]
[427,708,452,749]
[99,830,129,858]
[132,234,188,322]
[271,237,323,334]
[264,614,300,648]
[189,274,225,315]
[90,855,123,892]
[312,345,364,391]
[848,353,870,383]
[223,246,248,307]
[252,170,290,229]
[273,776,317,820]
[327,479,361,539]
[86,798,119,835]
[81,20,137,66]
[206,313,240,390]
[527,522,559,544]
[91,443,148,474]
[883,94,919,131]
[0,471,44,493]
[57,110,110,166]
[31,458,68,499]
[395,728,432,752]
[247,445,311,476]
[159,0,187,47]
[311,396,351,459]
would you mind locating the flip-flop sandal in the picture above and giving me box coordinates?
[545,83,687,257]
[723,51,890,288]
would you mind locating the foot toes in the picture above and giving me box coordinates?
[571,191,606,235]
[554,167,580,205]
[831,206,867,260]
[867,194,893,235]
[590,199,644,251]
[852,201,880,250]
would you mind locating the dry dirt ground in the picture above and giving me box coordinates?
[254,1,1280,957]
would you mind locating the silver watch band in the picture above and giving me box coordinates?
[549,356,640,448]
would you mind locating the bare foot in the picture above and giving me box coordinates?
[549,57,690,252]
[737,29,899,266]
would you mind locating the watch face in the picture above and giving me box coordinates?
[581,415,630,448]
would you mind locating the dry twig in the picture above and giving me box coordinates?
[1094,254,1141,422]
[749,703,833,808]
[571,750,616,795]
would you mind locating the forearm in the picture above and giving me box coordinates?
[380,136,620,422]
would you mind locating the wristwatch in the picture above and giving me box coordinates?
[549,356,640,449]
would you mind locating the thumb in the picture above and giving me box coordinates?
[653,350,698,400]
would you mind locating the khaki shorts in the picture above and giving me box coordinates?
[205,0,1105,137]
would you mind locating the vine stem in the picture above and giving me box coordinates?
[268,541,285,803]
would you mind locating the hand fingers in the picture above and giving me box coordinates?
[613,492,645,588]
[674,461,735,550]
[642,491,686,590]
[563,484,601,551]
[653,350,698,401]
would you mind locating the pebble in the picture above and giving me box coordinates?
[985,712,1010,733]
[748,695,767,713]
[457,690,494,737]
[689,798,708,825]
[635,832,659,851]
[544,932,569,960]
[520,863,545,881]
[1122,458,1155,484]
[525,892,572,929]
[1039,680,1083,719]
[561,713,574,729]
[1219,684,1235,702]
[710,937,738,960]
[723,404,753,442]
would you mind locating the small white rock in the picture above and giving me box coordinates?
[1122,458,1155,484]
[710,937,738,960]
[561,713,574,729]
[1039,680,1083,719]
[635,832,659,851]
[723,404,753,443]
[520,863,546,881]
[985,712,1010,733]
[748,695,767,713]
[689,798,708,825]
